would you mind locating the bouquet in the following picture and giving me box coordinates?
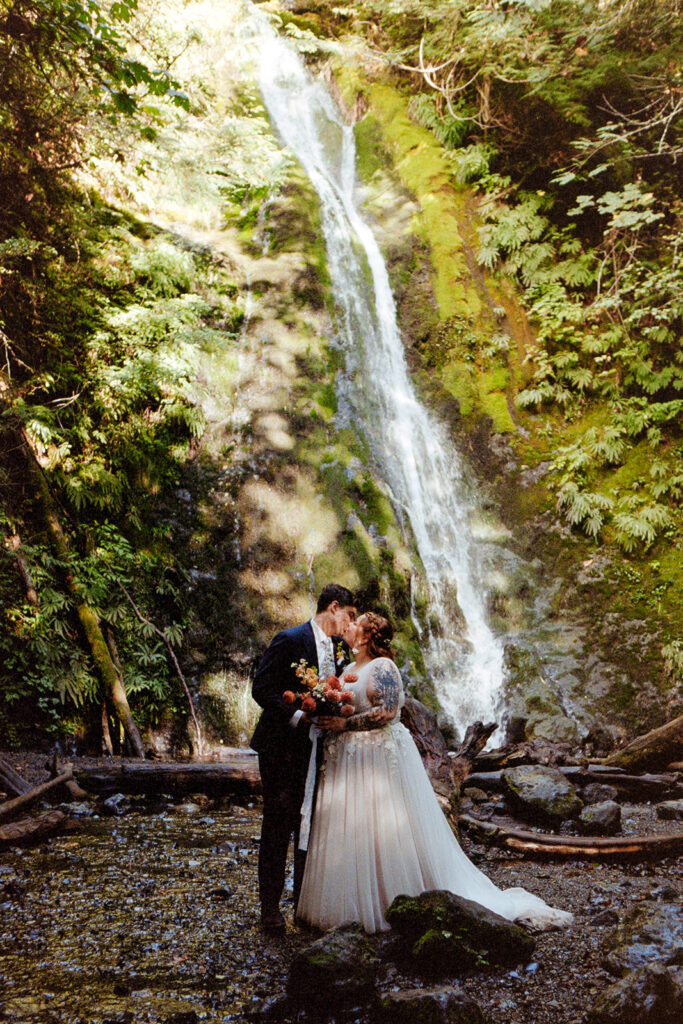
[283,659,355,718]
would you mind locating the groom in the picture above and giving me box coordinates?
[251,583,356,934]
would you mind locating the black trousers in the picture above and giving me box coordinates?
[257,745,310,910]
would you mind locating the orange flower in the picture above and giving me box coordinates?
[323,689,341,703]
[340,703,354,717]
[325,675,342,690]
[343,672,358,683]
[283,690,296,704]
[301,696,316,713]
[340,691,354,703]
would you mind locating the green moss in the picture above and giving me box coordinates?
[354,116,390,181]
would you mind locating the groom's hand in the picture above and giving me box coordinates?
[315,716,346,732]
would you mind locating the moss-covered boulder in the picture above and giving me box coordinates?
[501,765,583,824]
[287,924,380,1010]
[376,985,485,1024]
[385,890,535,975]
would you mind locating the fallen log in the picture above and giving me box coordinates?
[0,808,71,849]
[0,769,74,821]
[464,766,683,800]
[0,756,32,798]
[604,714,683,772]
[460,813,683,860]
[74,752,261,798]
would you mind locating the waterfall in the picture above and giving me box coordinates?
[252,20,506,733]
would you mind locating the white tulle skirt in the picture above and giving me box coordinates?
[297,720,573,934]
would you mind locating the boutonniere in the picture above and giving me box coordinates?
[336,639,346,664]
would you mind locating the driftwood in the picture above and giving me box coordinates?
[0,769,73,821]
[450,721,498,787]
[74,752,261,798]
[0,756,32,798]
[49,754,88,801]
[604,714,683,772]
[464,766,683,800]
[0,808,70,849]
[460,813,683,860]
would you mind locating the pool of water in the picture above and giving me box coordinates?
[0,805,296,1023]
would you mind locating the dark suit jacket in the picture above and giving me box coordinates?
[250,621,348,756]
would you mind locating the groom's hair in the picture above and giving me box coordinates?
[316,583,355,613]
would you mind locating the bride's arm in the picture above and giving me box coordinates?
[344,660,401,732]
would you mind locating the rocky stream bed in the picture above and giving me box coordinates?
[0,753,682,1024]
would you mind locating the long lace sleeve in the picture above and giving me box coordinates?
[345,659,403,732]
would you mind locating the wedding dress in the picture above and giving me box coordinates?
[297,657,573,934]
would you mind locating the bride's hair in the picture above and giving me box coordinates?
[360,612,395,661]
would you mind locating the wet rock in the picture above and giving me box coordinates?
[590,910,620,928]
[68,801,97,817]
[582,783,619,805]
[385,890,535,975]
[587,961,681,1024]
[655,800,683,821]
[101,793,131,817]
[209,886,234,901]
[288,923,380,1011]
[165,1012,199,1024]
[376,984,485,1023]
[501,766,583,824]
[579,800,621,836]
[462,787,489,804]
[604,903,683,975]
[525,713,580,747]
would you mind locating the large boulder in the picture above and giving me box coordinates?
[604,904,683,976]
[287,924,380,1012]
[578,800,621,836]
[385,890,534,975]
[582,782,619,805]
[376,985,485,1024]
[501,765,583,824]
[587,961,682,1024]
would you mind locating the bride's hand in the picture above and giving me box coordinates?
[315,716,346,732]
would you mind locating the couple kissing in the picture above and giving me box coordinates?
[250,582,573,936]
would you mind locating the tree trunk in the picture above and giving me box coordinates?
[0,757,32,798]
[603,715,683,772]
[0,770,73,821]
[21,427,146,759]
[3,531,38,605]
[0,808,70,849]
[73,755,261,799]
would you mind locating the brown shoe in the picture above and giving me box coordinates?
[261,906,286,935]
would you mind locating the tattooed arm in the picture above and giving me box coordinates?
[344,659,402,732]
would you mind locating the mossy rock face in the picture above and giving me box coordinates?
[385,890,535,975]
[288,924,380,1009]
[604,904,683,977]
[501,766,583,824]
[587,962,681,1024]
[379,984,485,1024]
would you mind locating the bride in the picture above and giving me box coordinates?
[296,612,573,935]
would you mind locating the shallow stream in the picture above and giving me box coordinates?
[1,796,681,1024]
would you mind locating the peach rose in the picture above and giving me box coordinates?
[340,704,354,717]
[340,691,354,704]
[343,672,358,683]
[301,696,317,713]
[283,690,296,704]
[325,675,342,690]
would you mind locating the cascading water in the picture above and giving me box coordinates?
[251,17,506,733]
